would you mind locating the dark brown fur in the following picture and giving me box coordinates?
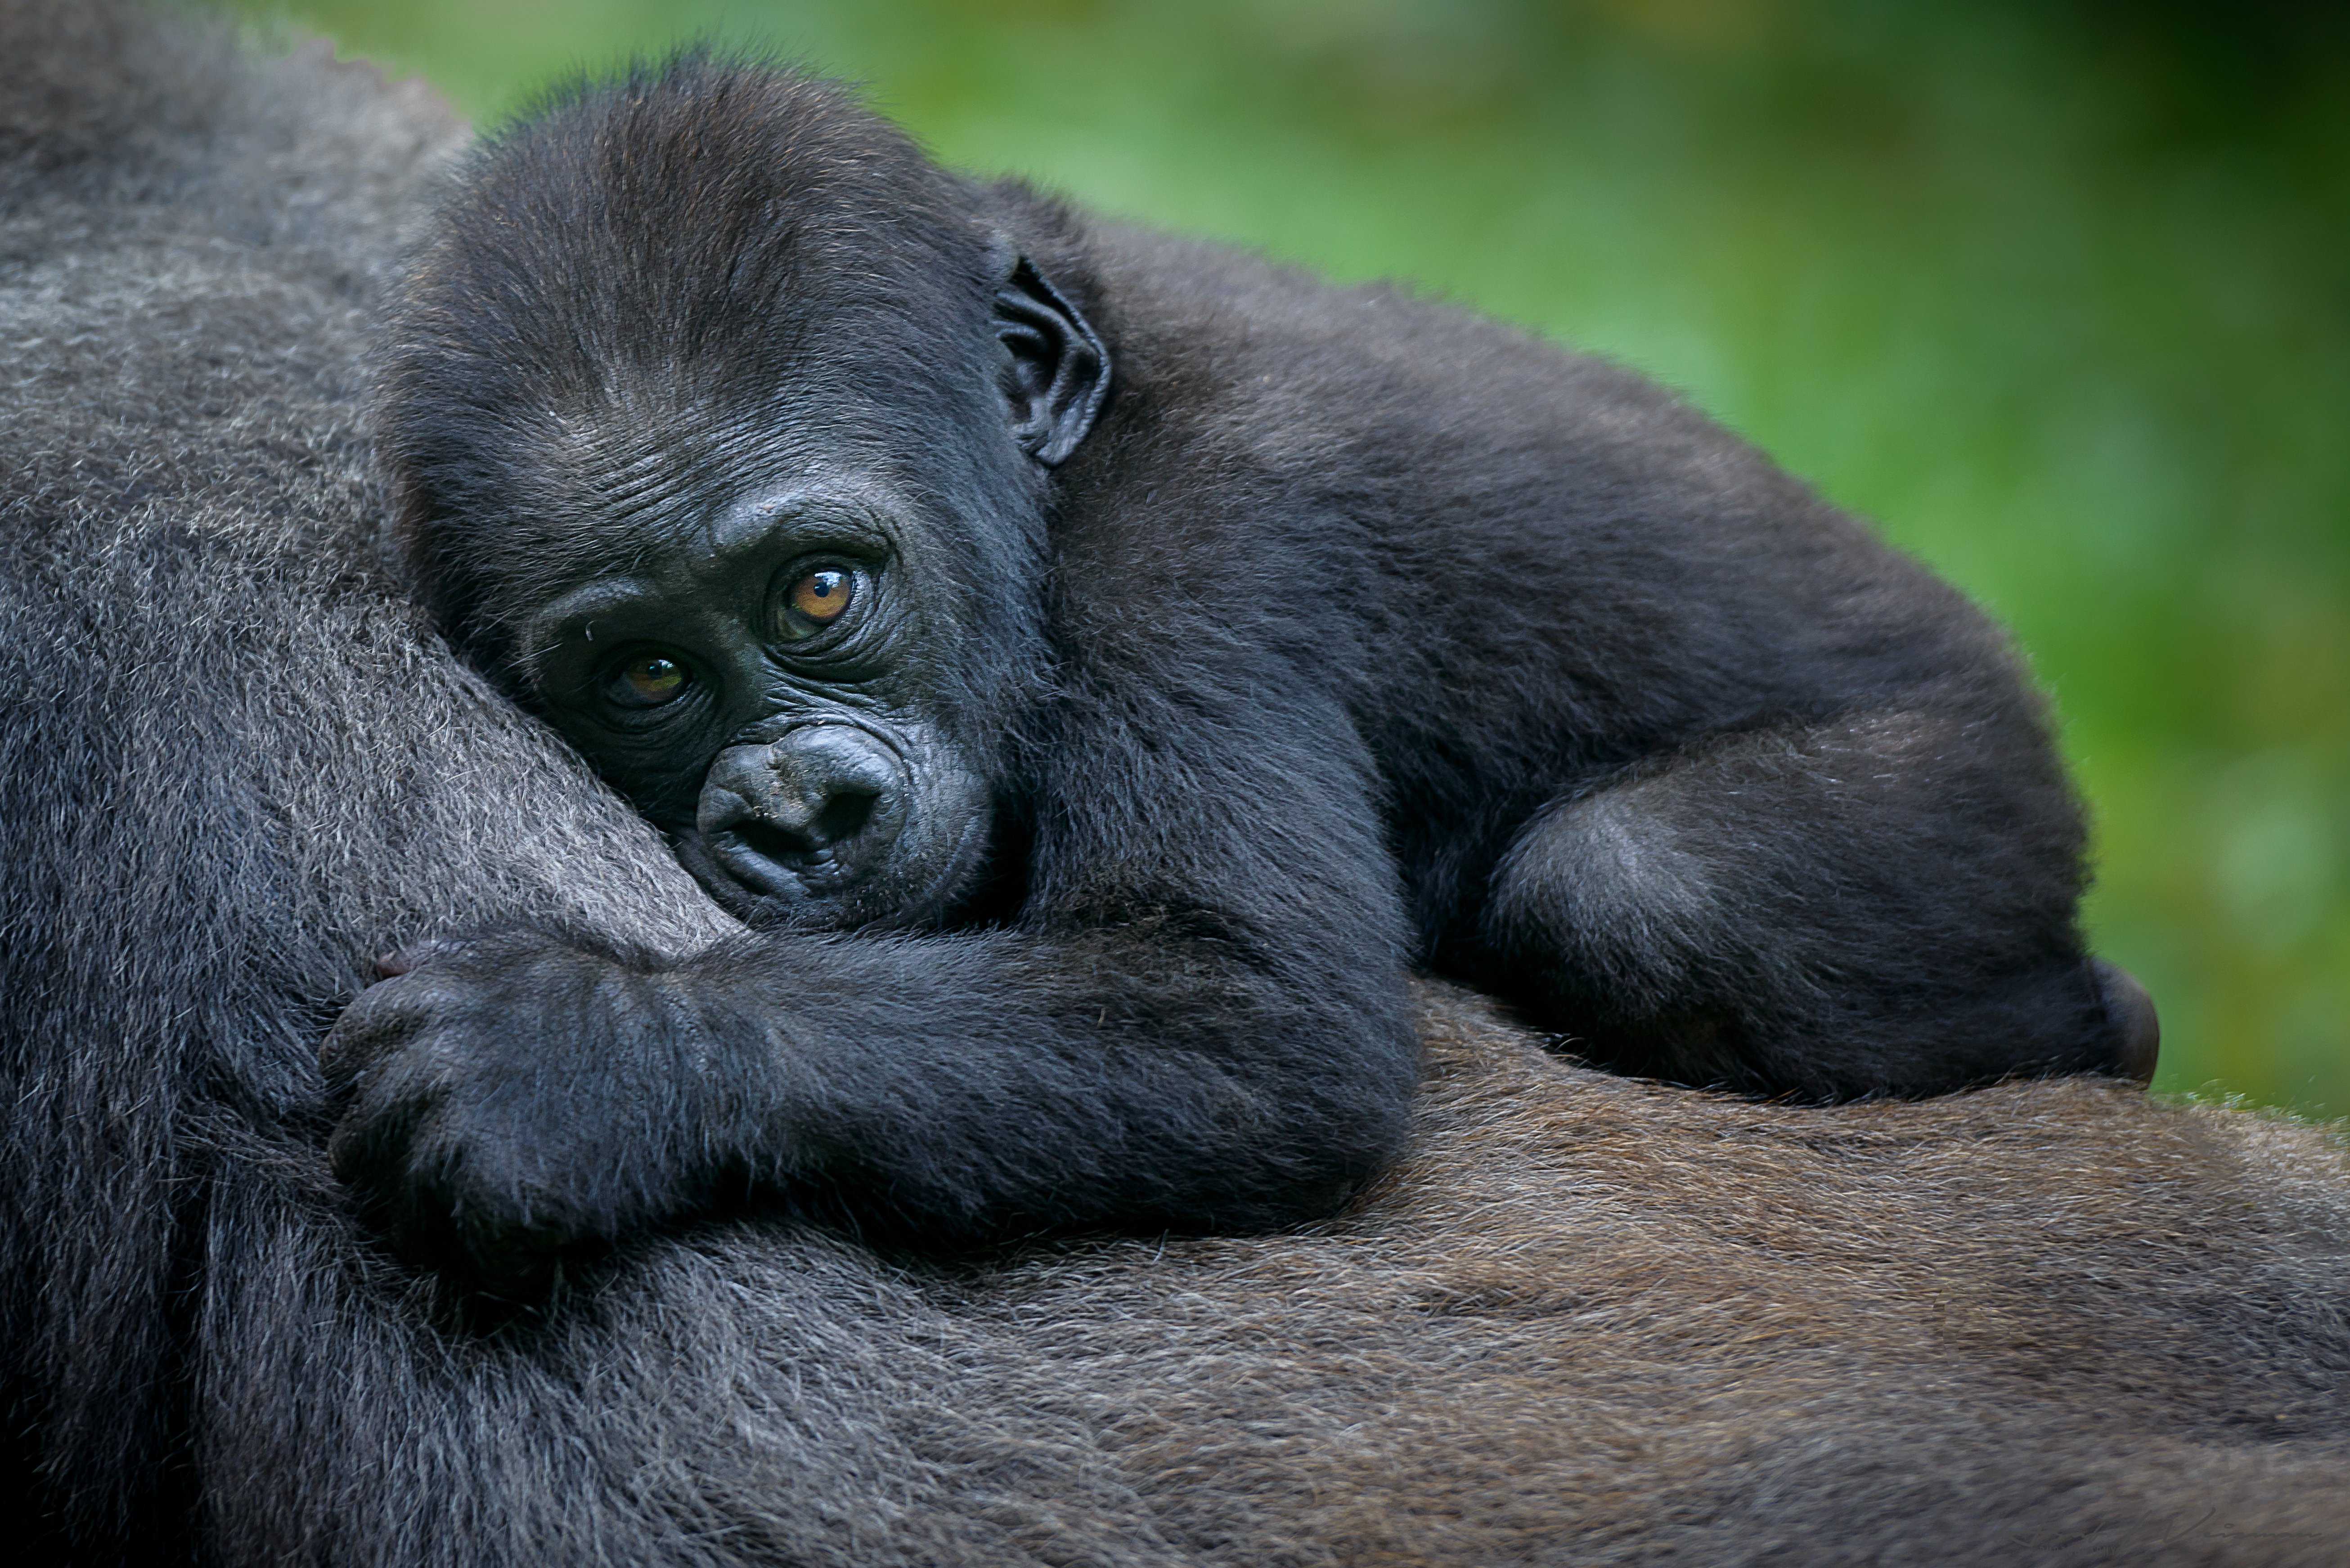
[964,982,2350,1564]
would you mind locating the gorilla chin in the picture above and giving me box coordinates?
[678,719,995,929]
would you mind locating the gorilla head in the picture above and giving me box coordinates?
[380,67,1105,927]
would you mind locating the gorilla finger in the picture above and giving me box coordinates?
[325,1093,435,1187]
[318,970,465,1083]
[317,1000,414,1091]
[373,934,481,980]
[457,1231,571,1303]
[383,1193,572,1300]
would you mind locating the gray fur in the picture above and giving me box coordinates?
[2,5,2346,1563]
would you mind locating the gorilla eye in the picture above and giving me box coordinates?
[607,652,691,709]
[778,567,855,641]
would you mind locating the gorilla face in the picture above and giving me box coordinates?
[513,474,995,928]
[388,152,1109,934]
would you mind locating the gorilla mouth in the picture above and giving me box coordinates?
[731,793,877,874]
[711,816,875,898]
[676,784,992,930]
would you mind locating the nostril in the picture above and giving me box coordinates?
[811,782,878,846]
[730,787,875,866]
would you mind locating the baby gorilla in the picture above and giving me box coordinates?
[329,55,2157,1295]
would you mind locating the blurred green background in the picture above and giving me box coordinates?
[229,0,2348,1117]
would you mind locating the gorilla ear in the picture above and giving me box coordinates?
[993,257,1108,467]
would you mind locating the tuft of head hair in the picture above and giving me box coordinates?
[375,53,1012,664]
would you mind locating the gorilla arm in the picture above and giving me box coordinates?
[321,681,1419,1295]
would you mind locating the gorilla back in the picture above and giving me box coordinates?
[340,54,2155,1286]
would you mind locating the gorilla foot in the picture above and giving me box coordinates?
[2094,960,2161,1085]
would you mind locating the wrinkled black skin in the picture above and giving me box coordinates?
[334,55,2149,1296]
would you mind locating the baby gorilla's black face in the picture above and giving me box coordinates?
[511,472,995,929]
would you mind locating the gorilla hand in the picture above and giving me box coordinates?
[321,931,729,1299]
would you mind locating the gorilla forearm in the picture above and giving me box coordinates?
[325,920,1417,1287]
[716,927,1415,1236]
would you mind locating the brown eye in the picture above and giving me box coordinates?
[779,567,854,639]
[610,653,689,708]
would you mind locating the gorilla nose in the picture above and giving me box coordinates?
[697,727,911,900]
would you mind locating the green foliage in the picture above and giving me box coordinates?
[232,0,2350,1114]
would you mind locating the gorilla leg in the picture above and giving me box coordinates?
[1480,708,2152,1097]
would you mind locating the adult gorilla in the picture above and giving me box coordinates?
[4,7,2347,1567]
[328,55,2155,1291]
